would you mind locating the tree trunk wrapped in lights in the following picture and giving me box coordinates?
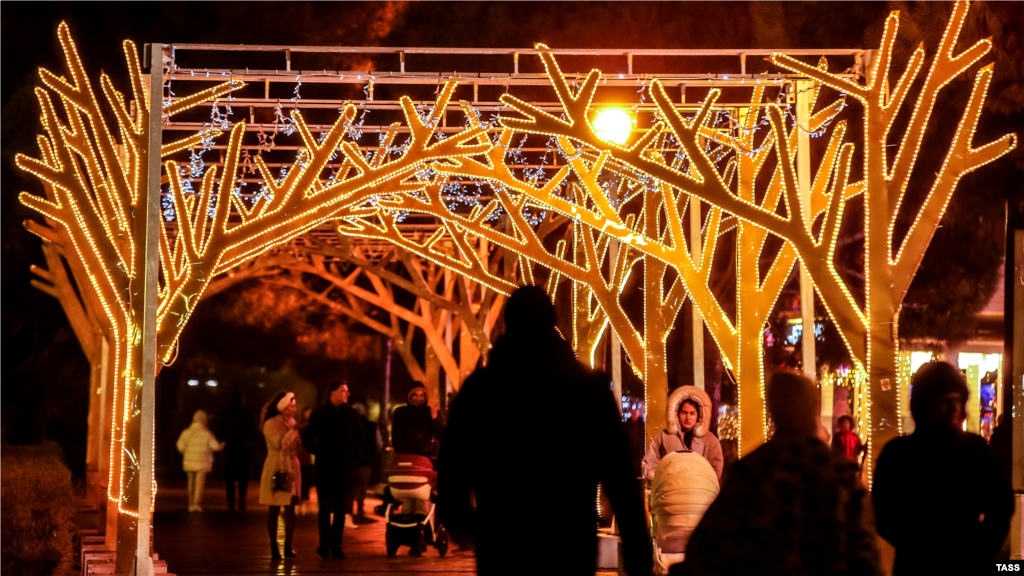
[15,24,488,565]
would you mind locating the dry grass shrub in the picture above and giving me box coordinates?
[1,443,77,576]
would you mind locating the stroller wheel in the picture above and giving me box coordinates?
[435,526,449,557]
[385,525,399,557]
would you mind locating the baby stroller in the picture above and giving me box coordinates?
[647,386,721,575]
[382,454,448,557]
[649,452,719,574]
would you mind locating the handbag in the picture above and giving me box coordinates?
[272,468,289,492]
[271,432,291,493]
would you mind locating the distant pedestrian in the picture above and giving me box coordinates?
[873,362,1014,575]
[643,386,724,482]
[439,286,652,575]
[216,392,257,511]
[682,370,880,575]
[301,381,364,559]
[831,414,865,464]
[391,384,444,457]
[259,392,302,560]
[176,409,224,513]
[295,407,315,502]
[351,402,381,516]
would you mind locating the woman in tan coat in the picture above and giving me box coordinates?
[260,391,302,560]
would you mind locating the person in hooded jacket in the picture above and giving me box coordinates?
[391,383,444,457]
[176,409,225,512]
[438,286,652,576]
[680,371,880,575]
[873,362,1013,575]
[642,386,724,482]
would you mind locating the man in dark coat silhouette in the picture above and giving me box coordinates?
[438,286,652,576]
[301,381,364,559]
[217,392,257,511]
[873,362,1013,575]
[681,371,880,575]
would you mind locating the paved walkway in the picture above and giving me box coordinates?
[153,476,622,575]
[153,476,477,575]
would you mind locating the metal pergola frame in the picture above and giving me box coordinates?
[130,43,860,573]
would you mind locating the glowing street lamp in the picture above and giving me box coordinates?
[593,108,633,145]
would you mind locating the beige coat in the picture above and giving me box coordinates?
[259,415,302,506]
[642,386,724,481]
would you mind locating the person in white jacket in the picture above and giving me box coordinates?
[176,410,225,512]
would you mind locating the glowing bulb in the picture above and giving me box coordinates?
[593,109,632,145]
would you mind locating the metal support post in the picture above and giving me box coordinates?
[690,196,705,390]
[608,181,623,411]
[135,42,164,576]
[1011,227,1024,559]
[795,80,826,431]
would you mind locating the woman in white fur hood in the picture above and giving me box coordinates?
[176,409,225,512]
[641,386,724,481]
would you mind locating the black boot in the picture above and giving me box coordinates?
[270,543,282,560]
[283,541,296,558]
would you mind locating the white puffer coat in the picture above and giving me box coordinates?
[176,410,224,472]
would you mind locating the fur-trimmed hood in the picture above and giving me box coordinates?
[666,386,712,437]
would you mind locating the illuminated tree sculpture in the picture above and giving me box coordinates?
[342,159,645,373]
[268,242,507,403]
[768,0,1016,476]
[15,24,486,561]
[496,0,1015,474]
[30,244,298,508]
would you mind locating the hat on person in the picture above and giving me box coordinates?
[407,384,427,403]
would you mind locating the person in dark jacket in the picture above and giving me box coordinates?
[301,381,364,560]
[351,402,380,516]
[295,407,315,502]
[681,370,881,575]
[623,406,646,479]
[873,362,1014,575]
[391,383,444,457]
[438,286,652,576]
[217,392,258,512]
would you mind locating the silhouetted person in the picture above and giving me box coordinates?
[831,414,865,464]
[295,407,315,502]
[438,286,652,575]
[682,371,880,575]
[623,406,646,479]
[873,362,1013,575]
[989,414,1014,484]
[301,381,363,559]
[217,392,257,511]
[391,384,444,457]
[351,402,381,516]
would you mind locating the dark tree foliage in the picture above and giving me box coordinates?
[887,1,1023,348]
